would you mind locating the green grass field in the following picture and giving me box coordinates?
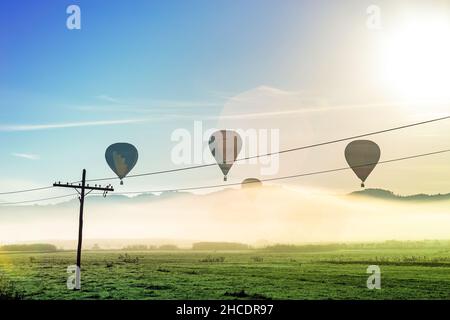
[2,246,450,300]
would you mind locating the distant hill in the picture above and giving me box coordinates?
[350,188,450,202]
[11,238,197,250]
[61,190,185,206]
[0,243,57,252]
[192,242,250,250]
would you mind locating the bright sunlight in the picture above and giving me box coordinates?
[381,11,450,101]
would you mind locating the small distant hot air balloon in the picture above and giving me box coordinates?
[345,140,380,188]
[208,130,242,181]
[105,143,138,185]
[241,178,262,189]
[241,178,262,201]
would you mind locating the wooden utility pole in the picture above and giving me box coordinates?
[54,169,114,290]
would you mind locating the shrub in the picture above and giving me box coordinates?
[0,277,24,300]
[105,260,114,268]
[117,253,139,264]
[199,255,225,263]
[251,256,264,262]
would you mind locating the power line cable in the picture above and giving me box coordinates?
[0,194,77,206]
[0,186,54,195]
[85,115,450,183]
[105,149,450,195]
[2,148,448,205]
[0,115,448,194]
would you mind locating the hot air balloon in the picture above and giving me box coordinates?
[345,140,380,188]
[241,178,262,201]
[241,178,262,189]
[208,130,242,181]
[105,143,138,185]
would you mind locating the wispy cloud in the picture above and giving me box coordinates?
[71,103,412,123]
[74,95,223,114]
[74,101,222,113]
[96,94,120,103]
[0,119,146,132]
[12,153,40,160]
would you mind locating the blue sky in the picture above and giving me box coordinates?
[0,0,319,99]
[0,0,449,201]
[0,0,323,188]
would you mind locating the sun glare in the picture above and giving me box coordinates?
[381,13,450,101]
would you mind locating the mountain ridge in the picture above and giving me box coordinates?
[350,188,450,202]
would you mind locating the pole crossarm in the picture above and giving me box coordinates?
[53,182,114,192]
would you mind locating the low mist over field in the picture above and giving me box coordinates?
[1,186,449,247]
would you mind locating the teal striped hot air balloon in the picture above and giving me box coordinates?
[105,143,139,185]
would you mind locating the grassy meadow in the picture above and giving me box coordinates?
[1,242,450,300]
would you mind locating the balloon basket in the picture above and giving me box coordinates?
[120,180,124,185]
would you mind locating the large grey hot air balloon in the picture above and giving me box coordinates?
[208,130,242,181]
[345,140,380,188]
[105,143,138,185]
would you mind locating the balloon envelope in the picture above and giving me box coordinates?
[345,140,380,187]
[208,130,242,181]
[241,178,262,189]
[105,143,139,184]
